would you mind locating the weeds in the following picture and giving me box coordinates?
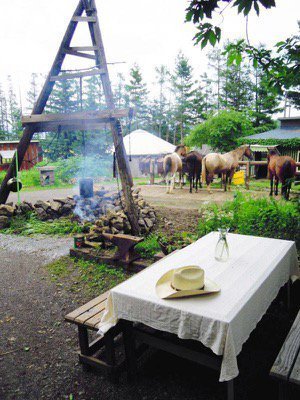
[47,256,128,294]
[2,213,83,236]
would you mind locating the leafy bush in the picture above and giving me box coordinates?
[186,110,254,152]
[198,193,300,246]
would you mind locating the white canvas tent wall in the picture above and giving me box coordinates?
[122,130,175,177]
[123,129,175,156]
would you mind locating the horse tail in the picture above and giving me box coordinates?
[201,157,207,184]
[164,156,172,177]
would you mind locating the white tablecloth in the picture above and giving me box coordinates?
[98,232,299,381]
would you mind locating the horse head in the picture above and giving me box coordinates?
[243,145,254,160]
[175,144,187,157]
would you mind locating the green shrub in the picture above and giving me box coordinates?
[198,193,300,246]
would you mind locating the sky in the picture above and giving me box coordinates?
[0,0,299,110]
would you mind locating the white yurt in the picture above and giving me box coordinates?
[122,129,175,177]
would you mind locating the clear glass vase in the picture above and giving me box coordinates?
[215,228,229,262]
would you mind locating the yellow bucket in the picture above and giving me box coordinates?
[232,170,245,185]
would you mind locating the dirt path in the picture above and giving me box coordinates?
[0,231,299,399]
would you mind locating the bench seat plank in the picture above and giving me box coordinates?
[75,303,107,326]
[65,291,109,323]
[84,311,106,330]
[289,349,300,386]
[270,310,300,381]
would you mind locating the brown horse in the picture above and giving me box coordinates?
[267,148,296,200]
[183,151,203,193]
[163,145,187,193]
[202,145,253,193]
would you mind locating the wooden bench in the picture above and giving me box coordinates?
[270,310,300,399]
[65,290,123,378]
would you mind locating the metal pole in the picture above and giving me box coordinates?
[15,150,21,205]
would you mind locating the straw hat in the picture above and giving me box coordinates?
[156,266,220,299]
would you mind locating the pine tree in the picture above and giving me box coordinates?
[26,73,40,112]
[7,76,22,139]
[0,84,8,139]
[171,52,201,143]
[125,64,149,130]
[220,61,253,111]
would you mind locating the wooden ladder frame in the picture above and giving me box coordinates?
[0,0,140,235]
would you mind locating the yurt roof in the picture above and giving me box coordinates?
[123,129,175,156]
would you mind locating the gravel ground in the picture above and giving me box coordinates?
[0,233,299,400]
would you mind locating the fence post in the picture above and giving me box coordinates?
[150,159,155,185]
[245,162,250,190]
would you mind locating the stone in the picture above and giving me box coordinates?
[111,227,119,234]
[20,202,33,214]
[0,215,10,229]
[53,198,68,204]
[138,200,146,208]
[49,201,62,213]
[0,204,15,217]
[132,187,141,194]
[35,207,48,221]
[144,218,154,229]
[35,200,51,211]
[60,204,73,215]
[138,218,146,227]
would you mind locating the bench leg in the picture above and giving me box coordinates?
[286,279,291,312]
[78,325,89,355]
[122,320,137,382]
[227,379,234,400]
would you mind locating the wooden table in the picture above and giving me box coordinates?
[98,232,299,399]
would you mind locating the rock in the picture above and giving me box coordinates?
[35,207,48,221]
[49,201,62,213]
[138,200,146,208]
[0,215,10,229]
[53,198,68,204]
[132,187,141,194]
[144,218,153,229]
[0,204,15,217]
[19,202,33,214]
[111,227,119,234]
[60,204,73,215]
[138,218,146,227]
[35,200,51,212]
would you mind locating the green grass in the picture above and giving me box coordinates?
[47,256,128,293]
[135,234,161,258]
[2,212,84,236]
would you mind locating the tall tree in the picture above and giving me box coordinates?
[0,84,8,139]
[26,73,40,113]
[125,64,149,130]
[171,52,199,143]
[7,76,22,139]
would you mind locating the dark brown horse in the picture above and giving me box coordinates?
[267,148,296,200]
[183,151,203,193]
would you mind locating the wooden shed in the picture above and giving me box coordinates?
[243,117,300,178]
[0,140,42,171]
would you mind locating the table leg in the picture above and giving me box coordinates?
[227,379,234,400]
[286,279,291,312]
[121,320,137,381]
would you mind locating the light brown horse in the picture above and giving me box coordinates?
[201,145,253,193]
[163,145,187,193]
[267,148,296,200]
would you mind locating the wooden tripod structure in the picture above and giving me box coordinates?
[0,0,140,235]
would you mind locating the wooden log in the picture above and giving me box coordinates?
[84,0,140,235]
[63,48,96,60]
[49,68,105,81]
[72,16,96,22]
[69,46,98,51]
[22,108,130,125]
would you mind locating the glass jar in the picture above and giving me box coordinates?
[215,228,229,262]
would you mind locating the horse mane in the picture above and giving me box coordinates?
[174,145,185,152]
[268,148,280,157]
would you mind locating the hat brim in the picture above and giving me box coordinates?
[156,268,220,299]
